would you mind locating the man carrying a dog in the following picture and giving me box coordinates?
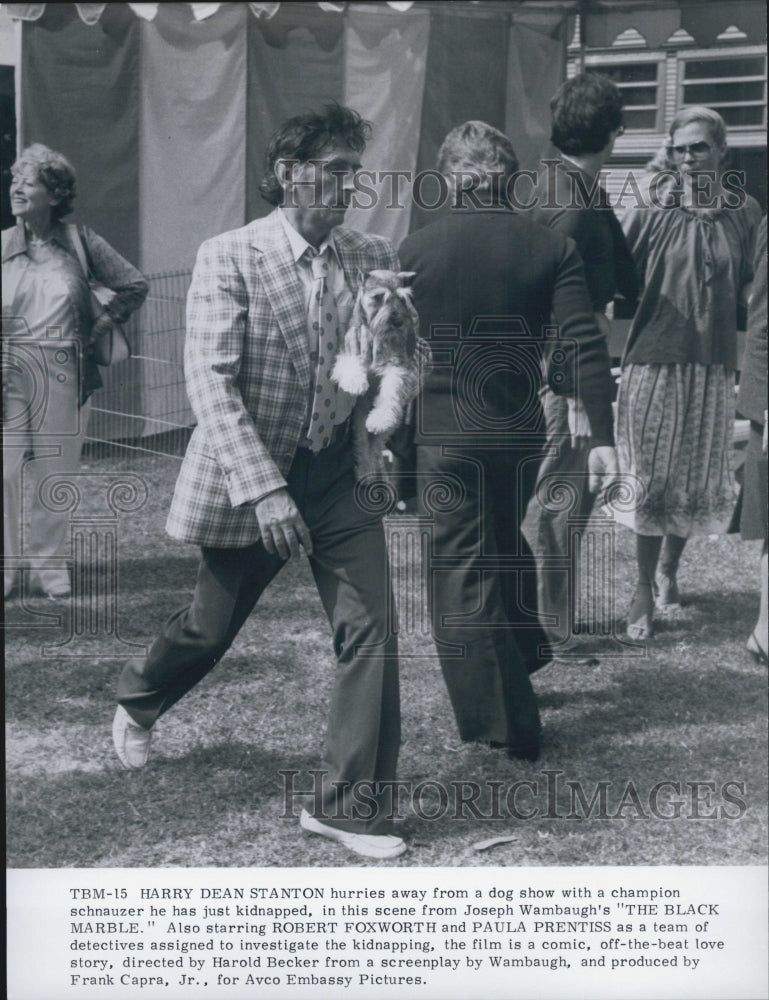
[400,121,618,760]
[112,104,407,860]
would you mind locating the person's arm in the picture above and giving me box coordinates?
[547,237,615,448]
[184,235,290,511]
[80,226,148,322]
[606,209,640,304]
[544,202,613,313]
[620,205,652,288]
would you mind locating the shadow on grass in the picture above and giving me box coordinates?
[537,661,764,727]
[6,742,321,868]
[5,644,327,726]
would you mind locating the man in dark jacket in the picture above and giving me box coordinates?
[524,72,639,650]
[399,121,617,759]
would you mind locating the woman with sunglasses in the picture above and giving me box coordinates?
[615,106,760,639]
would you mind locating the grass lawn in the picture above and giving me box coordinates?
[5,453,768,868]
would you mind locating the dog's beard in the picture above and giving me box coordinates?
[362,295,417,367]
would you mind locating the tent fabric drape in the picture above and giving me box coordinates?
[5,1,767,47]
[20,4,141,263]
[245,4,345,223]
[505,9,568,173]
[3,1,419,20]
[139,2,247,274]
[409,8,509,233]
[342,4,429,246]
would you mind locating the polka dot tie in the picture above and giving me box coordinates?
[305,249,352,452]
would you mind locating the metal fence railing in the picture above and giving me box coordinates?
[84,269,194,463]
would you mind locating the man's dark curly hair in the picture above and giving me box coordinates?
[258,102,372,206]
[550,72,623,156]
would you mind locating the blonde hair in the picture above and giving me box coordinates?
[667,106,728,152]
[12,144,77,220]
[437,121,519,189]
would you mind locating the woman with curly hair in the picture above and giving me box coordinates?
[616,108,760,639]
[3,144,148,599]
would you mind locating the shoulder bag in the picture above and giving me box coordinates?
[68,224,131,366]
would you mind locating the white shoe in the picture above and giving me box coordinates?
[300,809,406,860]
[113,705,152,769]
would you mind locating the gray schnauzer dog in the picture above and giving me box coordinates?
[331,269,423,478]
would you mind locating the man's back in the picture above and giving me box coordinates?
[403,207,567,333]
[400,206,612,443]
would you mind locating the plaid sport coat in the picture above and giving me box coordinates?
[166,210,399,547]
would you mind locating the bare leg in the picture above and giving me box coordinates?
[657,534,687,607]
[627,533,662,640]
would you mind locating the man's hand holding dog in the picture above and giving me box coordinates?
[254,489,313,559]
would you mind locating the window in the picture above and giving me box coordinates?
[584,60,663,131]
[681,54,766,128]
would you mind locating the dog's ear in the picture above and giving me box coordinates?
[397,271,416,287]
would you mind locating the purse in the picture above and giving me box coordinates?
[68,224,131,366]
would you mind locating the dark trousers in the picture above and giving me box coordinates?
[523,389,596,646]
[118,438,400,833]
[417,444,546,751]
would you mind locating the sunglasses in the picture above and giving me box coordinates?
[670,141,712,158]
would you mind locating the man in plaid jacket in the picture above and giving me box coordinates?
[113,104,407,860]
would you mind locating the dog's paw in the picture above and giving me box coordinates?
[365,406,400,435]
[331,354,369,395]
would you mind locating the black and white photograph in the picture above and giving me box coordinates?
[3,2,767,998]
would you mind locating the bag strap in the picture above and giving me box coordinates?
[67,223,90,279]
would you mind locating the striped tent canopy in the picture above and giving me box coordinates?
[4,2,421,22]
[5,1,766,42]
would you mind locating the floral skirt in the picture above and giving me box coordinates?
[614,363,737,536]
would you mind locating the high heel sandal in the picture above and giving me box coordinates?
[746,629,768,664]
[627,584,654,641]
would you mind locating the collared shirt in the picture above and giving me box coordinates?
[3,238,83,341]
[276,209,354,336]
